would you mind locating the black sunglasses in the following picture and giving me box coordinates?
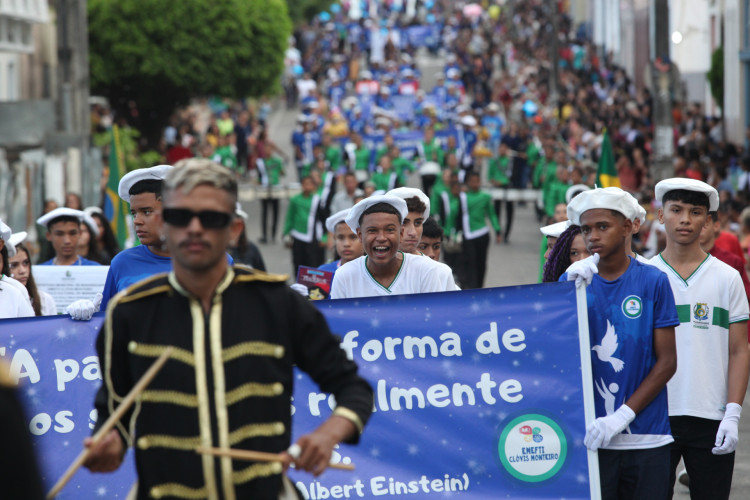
[162,208,234,229]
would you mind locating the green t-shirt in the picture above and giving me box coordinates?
[325,146,342,171]
[213,146,238,171]
[372,171,398,191]
[392,157,415,185]
[461,190,501,236]
[353,147,371,171]
[488,156,511,186]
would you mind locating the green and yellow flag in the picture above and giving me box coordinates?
[104,125,130,248]
[596,131,620,188]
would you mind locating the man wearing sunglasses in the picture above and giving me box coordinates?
[84,159,373,499]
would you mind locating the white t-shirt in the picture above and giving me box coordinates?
[649,254,750,420]
[330,252,457,299]
[296,78,317,99]
[40,289,57,316]
[0,277,34,318]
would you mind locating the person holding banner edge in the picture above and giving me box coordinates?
[83,159,373,498]
[562,187,679,500]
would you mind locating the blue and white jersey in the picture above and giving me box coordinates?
[562,257,679,449]
[101,245,233,312]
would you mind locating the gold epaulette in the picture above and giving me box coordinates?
[233,265,288,284]
[115,273,172,306]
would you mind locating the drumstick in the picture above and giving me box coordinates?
[46,347,174,499]
[196,446,356,471]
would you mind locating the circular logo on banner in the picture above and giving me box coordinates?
[621,295,642,319]
[497,414,567,482]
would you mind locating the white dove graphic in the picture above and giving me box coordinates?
[592,320,625,372]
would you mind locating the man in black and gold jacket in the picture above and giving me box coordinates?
[84,159,373,500]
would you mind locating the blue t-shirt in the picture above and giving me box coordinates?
[101,245,172,311]
[101,245,233,311]
[562,258,679,446]
[39,256,100,266]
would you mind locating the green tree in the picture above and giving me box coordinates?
[286,0,334,25]
[88,0,291,146]
[707,45,724,112]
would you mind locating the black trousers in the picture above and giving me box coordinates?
[599,445,671,500]
[261,198,279,241]
[668,416,734,500]
[493,199,514,240]
[460,233,489,289]
[421,174,437,199]
[292,238,324,276]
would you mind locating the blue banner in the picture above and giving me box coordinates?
[403,25,440,47]
[1,282,596,499]
[0,314,136,499]
[289,283,595,499]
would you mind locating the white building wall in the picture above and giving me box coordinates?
[670,0,712,104]
[724,0,744,143]
[0,52,20,101]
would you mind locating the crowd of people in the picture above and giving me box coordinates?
[1,1,750,498]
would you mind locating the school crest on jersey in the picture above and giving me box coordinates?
[693,302,709,328]
[621,295,642,319]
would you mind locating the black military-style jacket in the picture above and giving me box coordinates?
[96,266,373,500]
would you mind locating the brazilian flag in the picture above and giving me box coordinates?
[103,125,130,248]
[596,131,620,188]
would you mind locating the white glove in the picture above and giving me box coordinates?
[584,404,635,450]
[66,292,103,321]
[713,403,742,455]
[290,283,309,298]
[566,253,600,288]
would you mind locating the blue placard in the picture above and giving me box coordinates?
[1,282,597,499]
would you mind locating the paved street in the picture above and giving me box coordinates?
[235,50,750,499]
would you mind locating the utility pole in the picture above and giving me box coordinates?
[548,1,560,114]
[649,0,675,181]
[49,0,95,205]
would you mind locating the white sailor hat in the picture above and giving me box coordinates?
[81,211,100,238]
[84,206,103,217]
[235,201,248,221]
[447,68,460,78]
[540,220,570,238]
[8,231,27,249]
[345,195,408,232]
[625,192,647,225]
[387,187,430,220]
[654,178,719,212]
[0,219,15,257]
[460,115,477,127]
[565,184,590,204]
[566,187,638,225]
[36,207,86,230]
[118,164,173,203]
[325,209,351,234]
